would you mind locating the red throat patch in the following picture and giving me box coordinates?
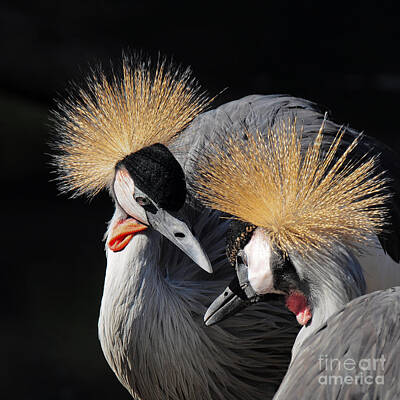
[108,218,148,252]
[286,291,312,326]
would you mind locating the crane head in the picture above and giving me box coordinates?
[109,143,212,273]
[204,222,367,328]
[193,120,389,326]
[204,224,312,326]
[51,55,213,273]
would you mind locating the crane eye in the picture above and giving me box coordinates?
[135,196,157,214]
[135,196,150,207]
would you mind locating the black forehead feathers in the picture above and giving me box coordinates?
[226,220,256,266]
[120,143,186,211]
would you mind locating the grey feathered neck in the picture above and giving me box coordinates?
[290,245,366,359]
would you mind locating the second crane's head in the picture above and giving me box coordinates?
[193,120,389,325]
[52,56,212,272]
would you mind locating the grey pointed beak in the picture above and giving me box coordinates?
[204,254,281,326]
[146,208,213,274]
[204,257,263,325]
[204,275,249,326]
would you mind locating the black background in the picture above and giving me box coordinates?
[2,2,399,399]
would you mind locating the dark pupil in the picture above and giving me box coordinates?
[136,197,150,206]
[135,196,157,214]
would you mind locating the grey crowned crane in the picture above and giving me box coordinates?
[51,57,298,400]
[193,121,400,398]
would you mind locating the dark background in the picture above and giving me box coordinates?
[2,2,399,399]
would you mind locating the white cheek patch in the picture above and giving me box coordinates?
[114,168,149,225]
[244,228,274,294]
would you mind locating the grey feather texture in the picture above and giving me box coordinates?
[289,244,367,358]
[274,287,400,400]
[99,208,298,400]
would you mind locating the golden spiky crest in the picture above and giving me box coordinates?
[51,57,211,197]
[194,120,390,256]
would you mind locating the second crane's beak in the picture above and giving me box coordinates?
[146,207,213,274]
[204,275,249,326]
[205,229,275,325]
[204,257,254,326]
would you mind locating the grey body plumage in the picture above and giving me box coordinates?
[274,287,400,400]
[273,237,399,399]
[99,208,296,400]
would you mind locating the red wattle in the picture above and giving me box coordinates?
[108,218,148,252]
[286,291,312,326]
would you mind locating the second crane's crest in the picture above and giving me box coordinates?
[51,57,211,197]
[194,120,390,257]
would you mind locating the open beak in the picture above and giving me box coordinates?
[146,207,212,274]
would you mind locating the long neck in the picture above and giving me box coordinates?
[99,231,157,343]
[100,229,214,399]
[100,230,164,314]
[98,210,288,400]
[290,247,366,360]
